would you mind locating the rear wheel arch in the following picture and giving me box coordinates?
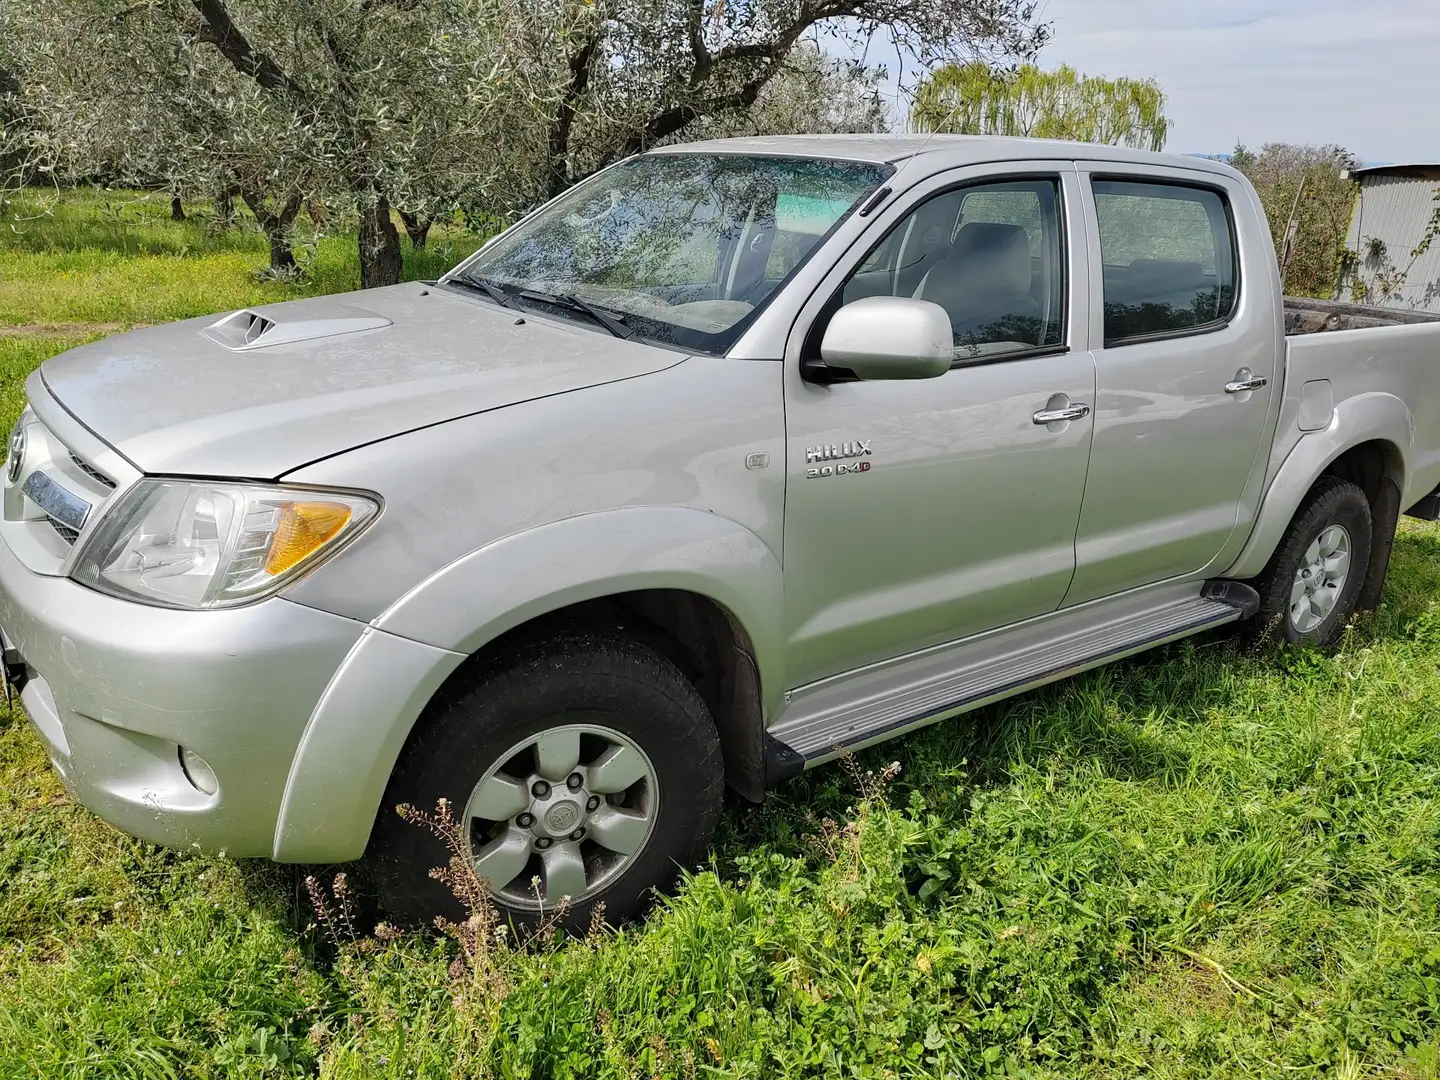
[1226,394,1412,582]
[1318,439,1404,611]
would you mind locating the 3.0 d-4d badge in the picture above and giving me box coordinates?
[806,440,872,478]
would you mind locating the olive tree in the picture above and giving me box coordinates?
[4,0,1048,286]
[540,1,1047,199]
[913,62,1170,151]
[691,41,889,140]
[5,0,575,281]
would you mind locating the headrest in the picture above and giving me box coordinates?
[950,222,1032,293]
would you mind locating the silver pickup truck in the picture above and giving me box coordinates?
[4,136,1439,929]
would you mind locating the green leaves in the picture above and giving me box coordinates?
[913,62,1172,152]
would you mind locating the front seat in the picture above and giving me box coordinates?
[917,222,1040,346]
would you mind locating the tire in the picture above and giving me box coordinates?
[367,631,724,933]
[1252,475,1372,647]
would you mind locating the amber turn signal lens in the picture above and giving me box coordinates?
[263,501,353,576]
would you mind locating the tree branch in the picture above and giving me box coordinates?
[546,28,602,196]
[622,17,813,156]
[687,0,710,79]
[190,0,306,102]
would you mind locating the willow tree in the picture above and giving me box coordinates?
[912,62,1171,151]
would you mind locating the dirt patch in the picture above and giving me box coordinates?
[0,322,129,338]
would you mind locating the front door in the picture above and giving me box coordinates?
[781,167,1097,688]
[1064,166,1280,606]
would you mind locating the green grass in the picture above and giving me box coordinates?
[1,191,1439,1079]
[0,188,472,329]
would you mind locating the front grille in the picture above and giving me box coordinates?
[46,518,79,545]
[69,452,114,490]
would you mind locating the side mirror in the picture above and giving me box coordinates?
[819,296,953,380]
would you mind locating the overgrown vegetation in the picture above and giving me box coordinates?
[3,194,1440,1079]
[1230,143,1359,300]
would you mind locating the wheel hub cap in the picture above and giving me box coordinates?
[462,723,659,910]
[1289,524,1352,634]
[539,797,582,837]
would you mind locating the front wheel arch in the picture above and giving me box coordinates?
[273,521,783,869]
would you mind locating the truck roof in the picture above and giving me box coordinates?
[652,134,1239,179]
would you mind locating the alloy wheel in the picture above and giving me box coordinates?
[1289,524,1352,633]
[462,723,659,909]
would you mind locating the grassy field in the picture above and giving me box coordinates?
[1,190,1439,1079]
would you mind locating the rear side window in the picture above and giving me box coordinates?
[1092,180,1238,346]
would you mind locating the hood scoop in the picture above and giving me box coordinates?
[202,303,392,352]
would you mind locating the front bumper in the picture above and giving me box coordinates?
[0,533,365,857]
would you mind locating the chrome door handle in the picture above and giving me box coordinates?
[1033,403,1091,425]
[1225,375,1268,394]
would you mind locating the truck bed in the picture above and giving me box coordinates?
[1277,300,1440,519]
[1284,296,1440,335]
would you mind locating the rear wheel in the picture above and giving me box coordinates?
[1252,476,1372,646]
[368,632,724,932]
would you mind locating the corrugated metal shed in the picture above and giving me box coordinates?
[1343,164,1440,312]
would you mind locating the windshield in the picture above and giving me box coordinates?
[455,154,892,354]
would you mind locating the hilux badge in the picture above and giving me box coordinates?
[805,440,872,478]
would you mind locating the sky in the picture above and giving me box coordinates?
[860,0,1440,164]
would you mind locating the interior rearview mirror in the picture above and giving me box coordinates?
[819,296,953,380]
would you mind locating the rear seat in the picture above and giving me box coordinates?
[1110,258,1212,310]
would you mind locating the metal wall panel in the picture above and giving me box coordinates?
[1345,173,1440,312]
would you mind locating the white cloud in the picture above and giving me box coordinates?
[850,0,1440,162]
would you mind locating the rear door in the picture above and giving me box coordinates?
[1064,165,1281,606]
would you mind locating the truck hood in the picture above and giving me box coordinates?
[39,284,687,478]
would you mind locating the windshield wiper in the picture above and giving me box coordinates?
[517,289,636,340]
[447,275,522,310]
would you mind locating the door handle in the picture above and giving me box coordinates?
[1225,375,1268,394]
[1033,403,1091,425]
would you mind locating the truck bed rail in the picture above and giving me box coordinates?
[1285,296,1440,335]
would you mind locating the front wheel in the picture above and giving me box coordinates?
[1252,475,1372,646]
[368,632,724,933]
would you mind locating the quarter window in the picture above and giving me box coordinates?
[835,178,1065,363]
[1092,180,1238,345]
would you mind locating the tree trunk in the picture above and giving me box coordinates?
[213,186,240,229]
[170,195,185,222]
[241,191,303,275]
[358,190,403,289]
[265,230,297,273]
[398,209,431,250]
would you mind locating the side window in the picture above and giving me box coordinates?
[1092,179,1238,345]
[835,178,1065,362]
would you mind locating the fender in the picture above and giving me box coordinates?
[1224,392,1413,581]
[272,506,783,862]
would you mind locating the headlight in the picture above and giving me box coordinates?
[7,410,31,485]
[70,479,380,609]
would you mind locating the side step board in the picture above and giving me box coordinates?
[769,580,1259,768]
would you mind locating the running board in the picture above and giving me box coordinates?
[769,580,1258,767]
